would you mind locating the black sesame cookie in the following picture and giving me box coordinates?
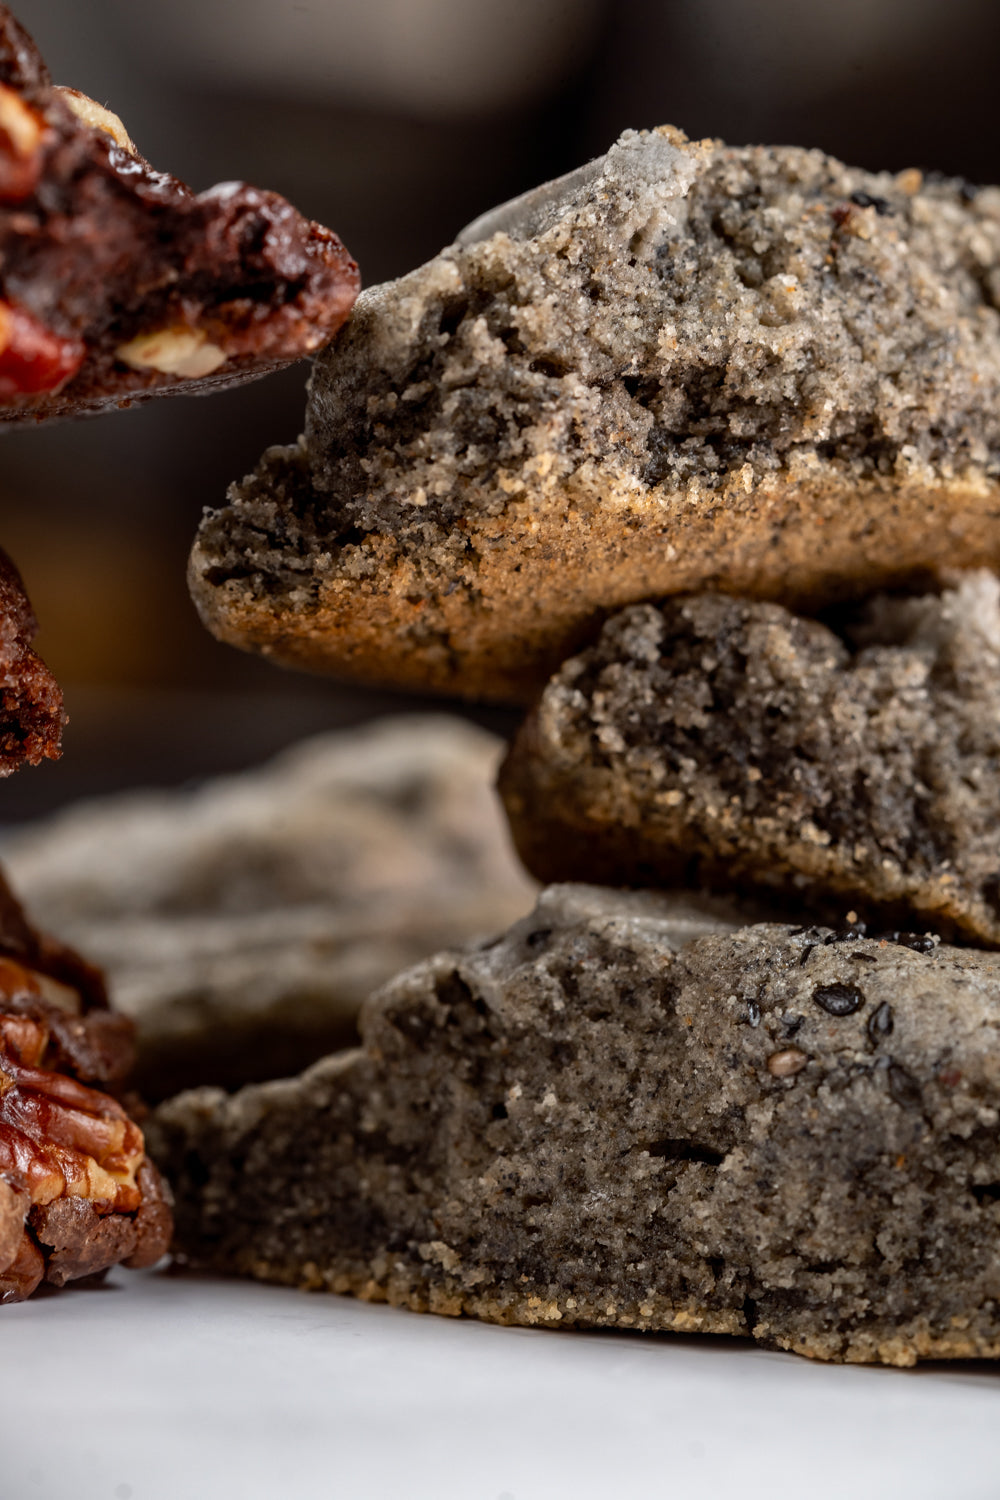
[5,717,535,1099]
[193,126,1000,701]
[501,575,1000,945]
[149,884,1000,1366]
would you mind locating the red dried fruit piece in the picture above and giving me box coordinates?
[0,878,172,1303]
[0,299,84,397]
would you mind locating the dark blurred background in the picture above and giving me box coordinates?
[2,0,998,819]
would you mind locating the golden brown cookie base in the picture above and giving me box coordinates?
[190,464,1000,703]
[187,1257,1000,1367]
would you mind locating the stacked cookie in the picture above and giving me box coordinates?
[152,130,1000,1364]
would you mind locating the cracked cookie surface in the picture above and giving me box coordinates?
[6,717,536,1098]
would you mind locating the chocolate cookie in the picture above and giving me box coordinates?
[0,5,359,421]
[500,575,1000,945]
[0,547,63,777]
[193,127,1000,701]
[0,865,171,1303]
[149,883,1000,1366]
[5,717,536,1097]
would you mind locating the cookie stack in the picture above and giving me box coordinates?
[152,131,1000,1364]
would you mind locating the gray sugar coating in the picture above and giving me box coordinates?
[500,573,1000,945]
[5,717,535,1097]
[189,126,1000,699]
[150,884,1000,1366]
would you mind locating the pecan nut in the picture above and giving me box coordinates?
[0,78,43,201]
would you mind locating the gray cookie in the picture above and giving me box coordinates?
[191,127,1000,701]
[501,574,1000,945]
[5,716,535,1097]
[150,884,1000,1365]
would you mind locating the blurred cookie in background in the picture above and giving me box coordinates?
[3,716,537,1098]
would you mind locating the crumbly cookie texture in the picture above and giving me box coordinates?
[0,4,358,420]
[149,883,1000,1366]
[193,126,1000,701]
[501,573,1000,945]
[0,548,63,776]
[5,717,536,1098]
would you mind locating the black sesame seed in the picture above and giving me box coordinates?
[812,981,865,1017]
[887,1062,922,1110]
[746,1000,761,1028]
[823,922,867,944]
[850,190,893,216]
[866,1001,894,1047]
[878,931,936,954]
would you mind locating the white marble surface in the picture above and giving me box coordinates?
[4,1269,1000,1500]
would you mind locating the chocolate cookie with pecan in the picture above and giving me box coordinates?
[0,868,171,1302]
[0,546,63,776]
[0,5,359,421]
